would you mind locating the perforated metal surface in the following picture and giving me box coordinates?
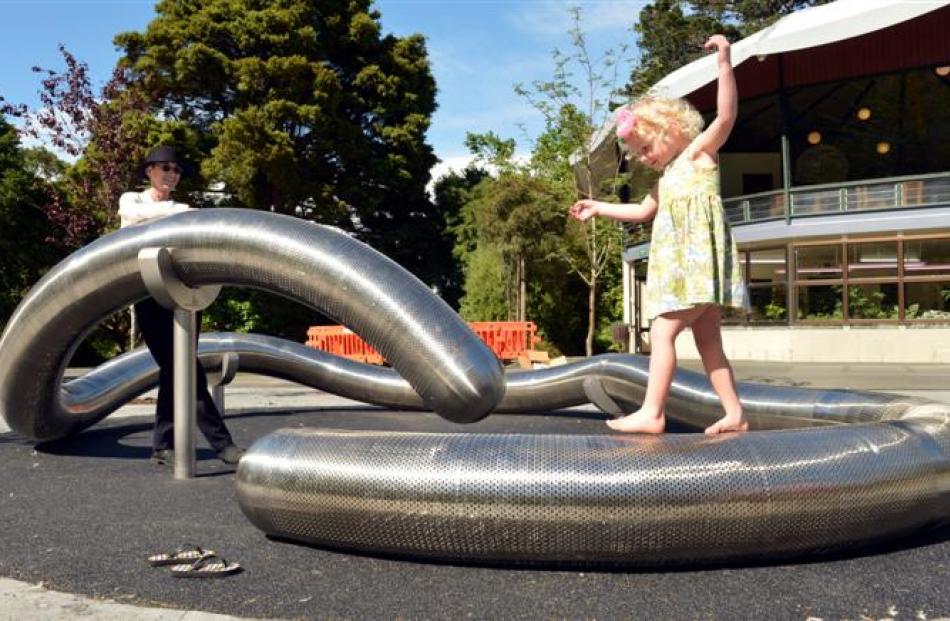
[2,209,947,565]
[237,415,949,564]
[0,209,503,439]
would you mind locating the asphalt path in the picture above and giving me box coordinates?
[0,402,948,620]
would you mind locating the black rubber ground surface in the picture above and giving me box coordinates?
[0,407,947,620]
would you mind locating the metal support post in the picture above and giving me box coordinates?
[172,308,198,479]
[138,247,221,480]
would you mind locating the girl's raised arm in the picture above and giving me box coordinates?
[692,34,737,159]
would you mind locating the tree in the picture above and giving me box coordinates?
[454,132,567,326]
[114,0,439,281]
[515,7,632,356]
[432,166,489,309]
[1,46,235,358]
[0,119,64,329]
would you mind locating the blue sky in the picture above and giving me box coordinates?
[0,0,645,180]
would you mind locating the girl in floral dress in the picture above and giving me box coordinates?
[570,35,748,435]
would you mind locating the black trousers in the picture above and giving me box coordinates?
[134,298,234,452]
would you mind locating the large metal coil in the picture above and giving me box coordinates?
[237,418,949,565]
[227,342,950,565]
[2,209,947,564]
[0,209,504,438]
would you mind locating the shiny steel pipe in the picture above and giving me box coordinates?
[205,332,944,564]
[0,209,504,439]
[49,334,931,430]
[237,415,949,564]
[3,208,948,564]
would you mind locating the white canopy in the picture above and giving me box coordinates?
[572,0,950,190]
[652,0,949,99]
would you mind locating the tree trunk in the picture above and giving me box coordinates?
[519,254,526,322]
[586,270,596,356]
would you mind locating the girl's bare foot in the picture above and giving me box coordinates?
[606,409,666,434]
[704,414,749,435]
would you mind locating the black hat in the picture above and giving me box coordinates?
[142,145,186,176]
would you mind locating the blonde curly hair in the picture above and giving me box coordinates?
[617,96,705,151]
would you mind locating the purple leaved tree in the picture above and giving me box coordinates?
[1,45,151,249]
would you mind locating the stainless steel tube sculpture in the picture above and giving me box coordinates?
[1,209,947,564]
[232,348,949,564]
[0,209,504,440]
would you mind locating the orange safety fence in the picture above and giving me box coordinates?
[306,321,542,365]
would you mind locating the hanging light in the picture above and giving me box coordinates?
[876,141,891,155]
[935,66,950,77]
[807,131,822,145]
[857,107,872,121]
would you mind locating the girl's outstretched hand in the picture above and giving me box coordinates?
[570,199,598,221]
[704,34,731,59]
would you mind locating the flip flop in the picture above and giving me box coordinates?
[147,543,214,567]
[170,553,242,578]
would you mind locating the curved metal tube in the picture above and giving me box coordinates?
[224,336,949,564]
[0,209,503,439]
[238,418,949,564]
[55,332,929,430]
[2,210,948,564]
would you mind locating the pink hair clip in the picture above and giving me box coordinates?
[615,107,637,139]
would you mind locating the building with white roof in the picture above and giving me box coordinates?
[601,0,950,362]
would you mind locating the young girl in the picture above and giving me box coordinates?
[570,35,748,435]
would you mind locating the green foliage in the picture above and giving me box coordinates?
[594,256,625,352]
[801,286,843,320]
[452,165,568,325]
[115,1,437,241]
[458,245,508,322]
[627,0,731,97]
[464,132,517,173]
[114,0,441,340]
[847,285,898,320]
[202,289,263,333]
[764,301,787,321]
[511,7,631,355]
[432,166,488,308]
[21,147,67,180]
[0,121,65,329]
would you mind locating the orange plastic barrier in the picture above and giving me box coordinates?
[306,321,541,365]
[305,326,385,365]
[467,321,541,362]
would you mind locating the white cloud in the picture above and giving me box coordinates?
[426,151,531,197]
[430,155,479,185]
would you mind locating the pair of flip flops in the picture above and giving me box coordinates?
[147,544,241,578]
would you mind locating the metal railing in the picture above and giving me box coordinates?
[721,171,950,226]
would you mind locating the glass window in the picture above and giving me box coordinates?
[787,67,950,181]
[748,286,787,323]
[904,239,950,277]
[749,248,787,284]
[847,242,898,279]
[797,285,843,320]
[796,245,842,281]
[905,281,950,320]
[847,283,899,319]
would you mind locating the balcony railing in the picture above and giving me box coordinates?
[721,171,950,226]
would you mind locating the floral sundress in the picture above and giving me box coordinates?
[642,147,748,321]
